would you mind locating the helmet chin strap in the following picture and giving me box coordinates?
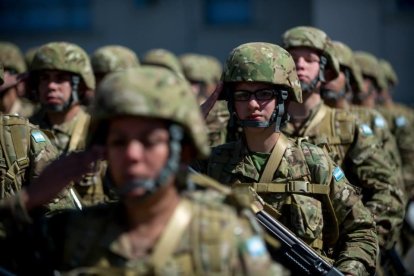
[116,124,183,199]
[43,75,80,112]
[300,55,327,94]
[237,89,289,133]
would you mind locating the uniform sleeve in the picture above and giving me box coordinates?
[347,122,405,249]
[233,208,290,276]
[330,165,379,276]
[28,128,59,182]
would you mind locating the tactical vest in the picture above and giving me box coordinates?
[0,115,31,199]
[303,104,355,166]
[60,191,249,275]
[205,136,339,251]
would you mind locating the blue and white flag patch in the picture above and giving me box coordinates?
[395,116,407,127]
[360,124,373,136]
[245,235,267,257]
[333,166,345,181]
[374,116,386,129]
[31,131,46,143]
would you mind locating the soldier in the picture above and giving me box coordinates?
[0,42,36,117]
[193,42,378,275]
[180,53,229,147]
[280,26,405,251]
[28,42,105,206]
[0,66,281,275]
[321,41,404,206]
[141,48,184,77]
[90,44,140,87]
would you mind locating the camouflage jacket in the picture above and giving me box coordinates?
[377,104,414,200]
[283,102,405,249]
[0,175,283,276]
[30,107,107,206]
[193,134,378,276]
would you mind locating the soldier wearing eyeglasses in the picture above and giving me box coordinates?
[193,42,378,276]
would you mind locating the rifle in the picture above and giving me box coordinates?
[253,207,344,276]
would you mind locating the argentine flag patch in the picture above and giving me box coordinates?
[333,166,345,181]
[395,116,407,127]
[361,124,373,136]
[31,131,46,143]
[374,116,386,129]
[245,235,267,257]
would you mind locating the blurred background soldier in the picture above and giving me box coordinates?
[0,42,36,117]
[281,26,404,253]
[0,66,282,275]
[91,44,140,87]
[141,48,184,78]
[28,42,106,206]
[180,53,229,147]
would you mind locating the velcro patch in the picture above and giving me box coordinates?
[374,116,386,128]
[360,124,373,136]
[31,131,46,143]
[395,116,407,127]
[245,235,267,257]
[333,166,345,182]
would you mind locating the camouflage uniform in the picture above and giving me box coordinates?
[194,42,378,275]
[0,66,282,275]
[180,53,229,147]
[0,42,37,118]
[281,27,405,250]
[91,45,140,87]
[29,42,106,206]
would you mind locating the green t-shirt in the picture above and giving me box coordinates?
[250,151,270,174]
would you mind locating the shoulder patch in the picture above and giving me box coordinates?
[244,235,267,257]
[395,116,407,127]
[31,131,46,143]
[360,124,373,136]
[333,166,345,182]
[374,116,386,129]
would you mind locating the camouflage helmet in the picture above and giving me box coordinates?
[180,53,222,85]
[91,66,210,159]
[91,45,140,74]
[379,59,398,86]
[331,41,364,92]
[353,51,387,90]
[31,42,95,90]
[282,26,340,82]
[142,49,184,77]
[24,46,39,69]
[221,42,302,103]
[0,42,27,74]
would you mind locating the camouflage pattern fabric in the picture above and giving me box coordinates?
[141,48,185,79]
[91,66,211,159]
[193,135,378,275]
[6,97,37,118]
[354,51,387,91]
[0,173,284,275]
[31,42,95,90]
[0,42,26,74]
[283,102,405,250]
[179,53,229,147]
[282,26,340,82]
[30,108,106,206]
[91,45,140,74]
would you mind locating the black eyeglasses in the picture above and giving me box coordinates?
[233,89,277,101]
